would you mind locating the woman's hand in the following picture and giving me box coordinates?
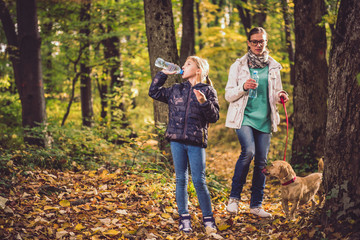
[193,89,207,104]
[243,78,258,91]
[278,92,289,103]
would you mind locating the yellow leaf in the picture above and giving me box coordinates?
[272,218,281,225]
[165,206,173,213]
[75,223,86,231]
[218,223,231,231]
[104,205,114,211]
[59,200,70,207]
[104,198,116,202]
[100,170,109,179]
[44,206,58,211]
[107,173,116,179]
[161,213,171,219]
[62,222,71,229]
[103,230,120,236]
[82,204,91,211]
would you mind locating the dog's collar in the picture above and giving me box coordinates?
[282,176,296,186]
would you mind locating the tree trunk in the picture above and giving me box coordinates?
[253,0,267,27]
[195,1,203,50]
[107,37,125,126]
[144,0,180,158]
[0,0,20,93]
[281,0,295,85]
[79,0,93,127]
[210,0,225,26]
[291,0,328,169]
[16,0,48,147]
[321,0,360,235]
[41,21,54,94]
[96,71,108,121]
[180,0,195,66]
[236,0,251,36]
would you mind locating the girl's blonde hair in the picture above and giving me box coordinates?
[186,56,213,86]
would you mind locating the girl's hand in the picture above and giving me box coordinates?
[243,78,258,91]
[278,92,289,103]
[193,89,207,104]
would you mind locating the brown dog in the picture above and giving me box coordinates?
[264,160,322,220]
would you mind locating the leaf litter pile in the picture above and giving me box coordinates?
[0,146,345,240]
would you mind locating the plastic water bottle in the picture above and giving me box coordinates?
[249,70,259,98]
[155,58,183,74]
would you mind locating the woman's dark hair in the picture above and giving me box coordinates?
[247,27,267,41]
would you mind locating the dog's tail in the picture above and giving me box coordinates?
[318,157,324,173]
[317,157,325,206]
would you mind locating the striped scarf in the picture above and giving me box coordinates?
[247,50,269,69]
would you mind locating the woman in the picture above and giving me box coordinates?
[149,56,219,233]
[225,27,289,217]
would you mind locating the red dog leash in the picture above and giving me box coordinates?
[280,96,289,162]
[262,96,289,175]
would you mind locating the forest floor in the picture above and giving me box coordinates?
[0,145,352,240]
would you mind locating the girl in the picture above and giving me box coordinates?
[149,56,219,233]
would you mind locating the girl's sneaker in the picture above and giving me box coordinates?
[203,216,217,234]
[179,214,192,233]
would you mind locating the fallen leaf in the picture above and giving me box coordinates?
[244,224,257,232]
[309,228,316,238]
[165,206,173,213]
[0,196,8,209]
[208,232,224,239]
[59,200,70,207]
[116,209,127,215]
[75,223,86,231]
[56,230,68,239]
[161,213,171,219]
[218,223,231,231]
[103,229,120,236]
[99,218,111,225]
[44,206,59,211]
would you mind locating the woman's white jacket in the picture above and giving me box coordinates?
[225,53,287,132]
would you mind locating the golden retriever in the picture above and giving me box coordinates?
[263,160,322,220]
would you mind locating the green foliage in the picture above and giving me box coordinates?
[321,0,340,27]
[0,93,22,148]
[0,119,167,178]
[0,0,298,178]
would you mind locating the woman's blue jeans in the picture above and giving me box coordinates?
[170,141,213,217]
[230,126,271,208]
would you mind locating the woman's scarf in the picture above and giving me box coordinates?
[247,50,269,69]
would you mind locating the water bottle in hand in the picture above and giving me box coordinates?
[249,70,259,98]
[155,58,183,74]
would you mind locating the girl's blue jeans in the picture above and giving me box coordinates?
[170,141,213,217]
[230,126,271,208]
